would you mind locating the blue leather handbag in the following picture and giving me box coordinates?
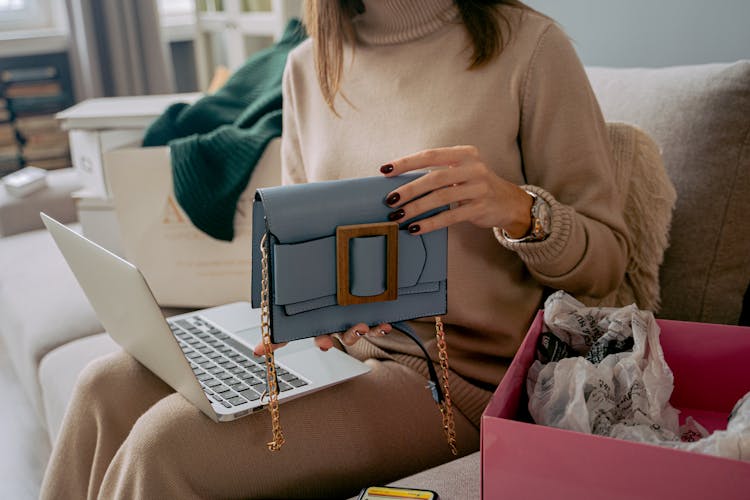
[251,173,457,453]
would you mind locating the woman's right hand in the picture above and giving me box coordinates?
[253,322,392,356]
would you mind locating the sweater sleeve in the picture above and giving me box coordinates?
[496,22,630,299]
[281,58,308,186]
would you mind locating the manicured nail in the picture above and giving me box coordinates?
[354,330,364,337]
[379,330,386,335]
[408,224,420,234]
[380,164,394,174]
[388,209,405,221]
[386,192,400,205]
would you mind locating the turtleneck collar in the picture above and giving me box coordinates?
[353,0,459,46]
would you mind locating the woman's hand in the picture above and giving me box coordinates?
[253,323,392,356]
[380,145,533,238]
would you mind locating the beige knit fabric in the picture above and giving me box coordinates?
[594,122,677,311]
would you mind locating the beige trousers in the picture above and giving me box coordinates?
[40,350,479,499]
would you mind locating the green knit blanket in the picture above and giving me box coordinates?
[142,19,306,241]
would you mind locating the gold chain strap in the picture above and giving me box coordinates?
[260,233,285,451]
[434,316,458,456]
[261,232,453,455]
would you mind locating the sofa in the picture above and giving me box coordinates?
[1,60,748,499]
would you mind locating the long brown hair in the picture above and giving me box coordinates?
[304,0,532,112]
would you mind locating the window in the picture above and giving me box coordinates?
[158,0,195,18]
[158,0,196,42]
[0,0,27,10]
[0,0,53,31]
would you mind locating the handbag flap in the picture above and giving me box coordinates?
[254,173,424,244]
[251,174,447,311]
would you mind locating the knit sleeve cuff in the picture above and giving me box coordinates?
[494,185,580,270]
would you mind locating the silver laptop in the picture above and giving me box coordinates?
[41,213,370,422]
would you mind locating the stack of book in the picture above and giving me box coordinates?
[16,114,70,170]
[0,97,20,175]
[0,62,74,174]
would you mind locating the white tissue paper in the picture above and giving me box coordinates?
[527,291,750,461]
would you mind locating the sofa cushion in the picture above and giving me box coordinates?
[0,226,102,421]
[587,61,750,324]
[38,333,119,443]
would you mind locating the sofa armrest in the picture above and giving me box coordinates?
[0,168,81,237]
[346,452,480,500]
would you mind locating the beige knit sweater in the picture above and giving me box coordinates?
[281,0,629,425]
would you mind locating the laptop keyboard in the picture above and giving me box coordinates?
[168,315,308,410]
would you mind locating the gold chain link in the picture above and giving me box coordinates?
[434,316,458,456]
[260,233,285,451]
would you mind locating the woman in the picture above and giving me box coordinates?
[41,0,628,498]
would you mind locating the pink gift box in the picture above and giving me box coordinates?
[481,311,750,500]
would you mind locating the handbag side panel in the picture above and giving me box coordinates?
[251,197,266,309]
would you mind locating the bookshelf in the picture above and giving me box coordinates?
[193,0,302,90]
[0,52,75,177]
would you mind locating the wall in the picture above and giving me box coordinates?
[524,0,750,67]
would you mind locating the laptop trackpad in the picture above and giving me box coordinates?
[233,326,262,345]
[233,327,314,355]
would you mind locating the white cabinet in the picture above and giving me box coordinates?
[193,0,303,89]
[57,92,203,198]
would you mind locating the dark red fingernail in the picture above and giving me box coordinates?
[388,209,405,221]
[408,224,420,234]
[386,192,400,205]
[380,164,394,174]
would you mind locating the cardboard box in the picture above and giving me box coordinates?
[482,312,750,500]
[102,139,281,308]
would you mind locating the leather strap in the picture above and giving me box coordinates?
[392,321,445,403]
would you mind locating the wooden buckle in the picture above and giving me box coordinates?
[336,222,398,306]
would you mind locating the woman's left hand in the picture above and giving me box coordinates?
[380,145,534,238]
[254,146,526,356]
